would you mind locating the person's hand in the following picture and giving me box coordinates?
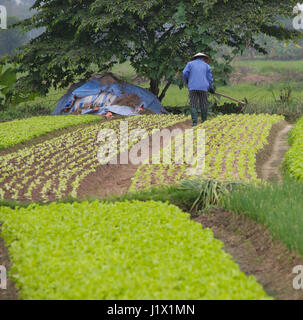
[208,88,215,94]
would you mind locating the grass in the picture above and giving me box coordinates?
[221,177,303,256]
[111,61,136,82]
[161,82,303,109]
[232,59,303,76]
[244,100,303,123]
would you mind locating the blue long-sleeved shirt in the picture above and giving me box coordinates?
[182,59,214,92]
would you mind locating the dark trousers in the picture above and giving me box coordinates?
[189,90,209,126]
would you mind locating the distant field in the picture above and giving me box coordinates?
[163,59,303,107]
[2,58,303,118]
[110,60,303,107]
[232,59,303,75]
[162,82,303,107]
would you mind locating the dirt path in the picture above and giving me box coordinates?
[78,120,192,199]
[260,122,293,183]
[194,122,301,300]
[196,210,303,300]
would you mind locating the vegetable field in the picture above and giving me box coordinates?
[0,115,188,202]
[1,0,302,302]
[0,201,270,300]
[0,111,297,301]
[284,116,303,181]
[131,114,283,191]
[0,115,103,150]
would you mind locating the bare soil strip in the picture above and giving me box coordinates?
[256,120,292,182]
[78,120,192,199]
[261,123,293,183]
[195,210,303,300]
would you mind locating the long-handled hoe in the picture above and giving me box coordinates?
[214,91,248,106]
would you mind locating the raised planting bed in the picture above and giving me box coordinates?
[130,114,284,191]
[0,201,270,300]
[284,115,303,181]
[0,115,188,202]
[0,115,104,150]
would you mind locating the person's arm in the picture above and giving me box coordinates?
[207,65,215,93]
[182,63,191,84]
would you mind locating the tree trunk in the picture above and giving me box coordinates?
[149,79,172,102]
[149,79,160,97]
[158,82,172,102]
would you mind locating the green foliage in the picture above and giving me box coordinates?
[211,102,244,115]
[0,61,39,108]
[284,116,303,180]
[0,184,199,212]
[0,101,52,121]
[221,177,303,256]
[244,100,303,122]
[0,65,17,107]
[0,200,270,299]
[9,0,299,100]
[179,179,242,212]
[0,85,66,121]
[0,115,103,149]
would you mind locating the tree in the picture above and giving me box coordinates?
[0,65,17,108]
[7,0,301,101]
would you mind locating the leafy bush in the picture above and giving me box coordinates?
[179,179,243,212]
[0,201,270,300]
[0,66,16,102]
[0,102,53,121]
[211,102,244,115]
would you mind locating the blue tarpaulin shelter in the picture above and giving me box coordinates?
[52,74,168,116]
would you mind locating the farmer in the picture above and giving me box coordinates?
[182,53,215,126]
